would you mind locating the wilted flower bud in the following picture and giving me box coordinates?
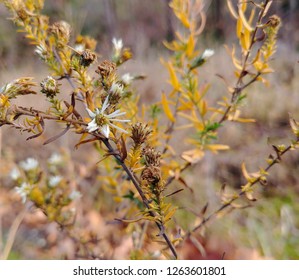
[96,60,116,79]
[40,76,59,98]
[49,21,71,44]
[80,49,97,67]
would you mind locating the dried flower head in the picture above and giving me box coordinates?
[131,123,152,146]
[142,146,161,167]
[80,49,97,67]
[86,95,130,138]
[141,165,161,185]
[267,15,281,29]
[40,76,59,98]
[49,21,71,44]
[96,60,116,79]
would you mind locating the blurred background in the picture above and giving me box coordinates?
[0,0,299,259]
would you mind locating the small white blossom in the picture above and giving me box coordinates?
[10,167,21,180]
[69,190,82,201]
[74,44,85,53]
[112,38,123,53]
[86,96,130,138]
[202,49,215,60]
[34,44,47,60]
[121,73,134,86]
[110,82,124,95]
[19,158,39,171]
[48,153,63,165]
[48,175,62,188]
[15,182,31,204]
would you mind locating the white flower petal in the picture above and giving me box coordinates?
[100,124,110,138]
[101,96,110,113]
[19,158,39,171]
[202,49,214,59]
[109,123,128,134]
[106,110,126,118]
[86,108,96,118]
[109,118,130,123]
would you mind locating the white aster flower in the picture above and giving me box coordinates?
[202,49,215,60]
[48,175,62,188]
[48,153,63,165]
[86,96,130,138]
[110,82,124,95]
[19,158,39,171]
[112,38,123,53]
[121,73,134,86]
[15,182,31,204]
[10,167,21,180]
[69,190,82,201]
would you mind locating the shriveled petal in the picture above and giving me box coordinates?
[100,124,110,138]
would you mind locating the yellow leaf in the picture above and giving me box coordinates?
[241,162,251,181]
[181,149,205,164]
[199,100,207,116]
[166,62,180,91]
[186,34,195,58]
[227,0,239,19]
[205,144,230,153]
[231,45,243,70]
[164,207,177,223]
[177,13,190,28]
[161,92,175,122]
[236,17,243,39]
[235,117,256,123]
[239,6,254,32]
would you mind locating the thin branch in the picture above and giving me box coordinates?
[184,136,298,239]
[1,208,27,260]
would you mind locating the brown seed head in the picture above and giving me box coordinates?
[142,146,161,167]
[131,123,152,146]
[80,49,97,67]
[96,60,116,79]
[49,21,71,44]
